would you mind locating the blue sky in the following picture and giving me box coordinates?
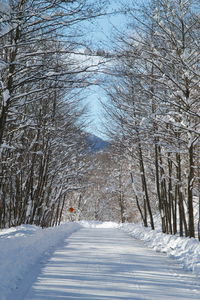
[83,1,128,139]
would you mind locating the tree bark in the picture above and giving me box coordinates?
[187,144,195,238]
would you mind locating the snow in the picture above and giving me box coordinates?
[0,143,15,150]
[79,220,119,228]
[8,226,200,300]
[0,1,10,15]
[0,221,200,299]
[0,1,13,37]
[119,223,200,276]
[2,89,10,105]
[0,223,81,300]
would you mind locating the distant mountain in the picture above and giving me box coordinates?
[85,134,109,152]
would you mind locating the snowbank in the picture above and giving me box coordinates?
[119,223,200,277]
[0,223,82,299]
[1,220,200,299]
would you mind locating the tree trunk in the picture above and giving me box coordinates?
[167,153,173,234]
[176,152,188,237]
[130,172,146,226]
[138,141,154,229]
[187,144,195,238]
[155,143,166,232]
[118,166,126,223]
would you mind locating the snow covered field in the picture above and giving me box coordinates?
[0,221,200,299]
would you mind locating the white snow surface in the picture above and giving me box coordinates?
[0,221,200,299]
[119,223,200,276]
[0,223,81,300]
[79,220,119,228]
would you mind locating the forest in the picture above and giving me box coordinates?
[0,0,200,240]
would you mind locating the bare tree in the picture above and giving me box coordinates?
[0,0,108,228]
[104,0,200,237]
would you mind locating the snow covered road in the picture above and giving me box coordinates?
[10,227,200,300]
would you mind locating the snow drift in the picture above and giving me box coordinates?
[119,223,200,276]
[0,223,81,299]
[1,221,200,299]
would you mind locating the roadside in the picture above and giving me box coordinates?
[8,227,200,300]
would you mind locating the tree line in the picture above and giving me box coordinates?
[1,0,200,240]
[0,0,107,228]
[104,0,200,239]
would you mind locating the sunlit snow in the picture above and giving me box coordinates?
[1,222,200,299]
